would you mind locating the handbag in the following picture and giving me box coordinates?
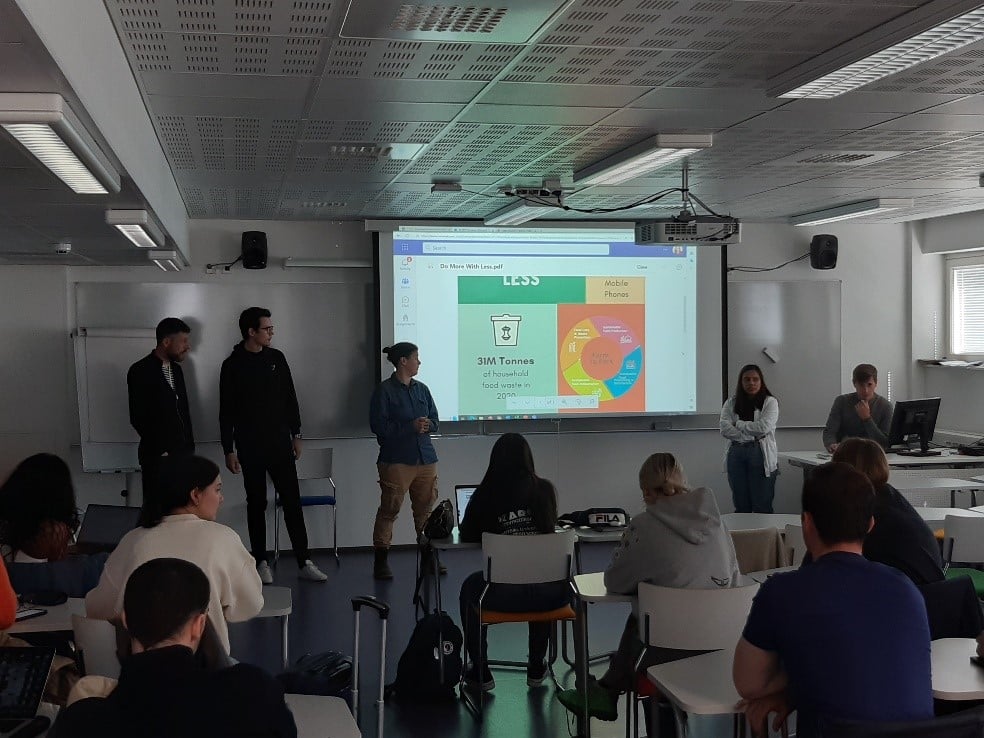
[421,499,455,542]
[557,507,629,530]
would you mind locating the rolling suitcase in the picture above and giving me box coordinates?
[352,595,390,738]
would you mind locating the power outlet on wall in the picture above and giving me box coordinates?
[205,265,217,275]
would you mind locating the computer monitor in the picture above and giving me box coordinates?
[887,397,942,456]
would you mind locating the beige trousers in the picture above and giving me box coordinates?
[372,462,438,548]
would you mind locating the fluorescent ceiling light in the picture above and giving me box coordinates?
[790,198,914,226]
[771,4,984,99]
[283,257,373,268]
[574,134,713,186]
[484,196,560,226]
[106,209,166,249]
[0,93,120,194]
[148,250,183,272]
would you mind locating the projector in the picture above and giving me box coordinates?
[635,216,741,245]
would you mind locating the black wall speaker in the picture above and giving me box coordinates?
[241,231,267,270]
[810,234,838,270]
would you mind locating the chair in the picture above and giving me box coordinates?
[71,614,121,679]
[818,704,984,737]
[918,576,984,640]
[783,523,807,567]
[462,530,577,718]
[274,447,338,566]
[631,581,760,738]
[942,515,984,597]
[730,526,789,574]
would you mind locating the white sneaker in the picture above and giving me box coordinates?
[299,560,328,582]
[257,561,274,585]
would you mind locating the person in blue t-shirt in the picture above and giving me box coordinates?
[733,462,933,737]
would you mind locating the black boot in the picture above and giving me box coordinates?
[373,548,393,580]
[420,547,447,576]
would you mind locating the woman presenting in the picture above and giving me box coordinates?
[369,342,441,580]
[719,364,779,513]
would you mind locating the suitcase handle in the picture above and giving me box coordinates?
[351,595,390,619]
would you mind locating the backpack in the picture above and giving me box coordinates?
[277,650,352,700]
[557,507,629,530]
[388,611,462,701]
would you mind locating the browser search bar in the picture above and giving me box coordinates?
[421,242,610,255]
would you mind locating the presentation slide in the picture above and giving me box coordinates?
[380,225,704,421]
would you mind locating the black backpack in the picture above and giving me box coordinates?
[388,611,462,701]
[277,650,352,700]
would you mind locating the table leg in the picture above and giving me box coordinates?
[576,600,591,738]
[282,613,289,671]
[433,546,445,685]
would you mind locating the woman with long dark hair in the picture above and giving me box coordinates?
[0,453,106,597]
[720,364,779,513]
[457,433,565,692]
[86,455,262,654]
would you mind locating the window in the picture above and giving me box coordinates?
[948,253,984,356]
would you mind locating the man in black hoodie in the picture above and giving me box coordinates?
[127,318,195,511]
[219,307,326,583]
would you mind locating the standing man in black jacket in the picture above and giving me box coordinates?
[219,307,327,584]
[127,318,195,515]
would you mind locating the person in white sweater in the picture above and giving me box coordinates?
[86,456,263,654]
[558,453,740,729]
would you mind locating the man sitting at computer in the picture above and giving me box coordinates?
[822,363,892,452]
[52,558,296,738]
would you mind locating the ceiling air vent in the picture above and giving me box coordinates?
[298,142,428,160]
[766,149,905,168]
[797,153,874,164]
[341,0,566,43]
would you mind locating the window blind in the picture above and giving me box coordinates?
[952,263,984,354]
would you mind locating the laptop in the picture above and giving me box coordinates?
[74,504,141,553]
[454,485,478,526]
[0,647,54,735]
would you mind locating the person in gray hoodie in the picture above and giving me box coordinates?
[558,452,740,724]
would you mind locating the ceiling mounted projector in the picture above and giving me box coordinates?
[635,216,741,245]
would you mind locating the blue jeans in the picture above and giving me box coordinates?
[727,443,777,513]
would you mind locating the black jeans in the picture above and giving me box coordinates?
[241,453,310,568]
[458,570,572,669]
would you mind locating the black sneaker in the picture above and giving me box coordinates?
[527,660,548,687]
[464,666,495,692]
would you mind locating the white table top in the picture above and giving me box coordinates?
[721,513,801,531]
[916,507,983,524]
[646,648,742,715]
[430,528,479,550]
[782,450,984,469]
[258,585,292,617]
[892,477,984,491]
[573,572,635,604]
[973,476,984,484]
[573,528,625,543]
[9,598,85,634]
[746,566,797,583]
[931,638,984,700]
[285,694,360,738]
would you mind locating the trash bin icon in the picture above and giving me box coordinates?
[490,314,521,347]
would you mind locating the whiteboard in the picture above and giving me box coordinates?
[74,281,375,472]
[727,280,841,427]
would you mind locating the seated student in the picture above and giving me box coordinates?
[86,455,262,655]
[0,454,107,597]
[558,453,740,725]
[832,438,943,585]
[52,558,295,738]
[458,433,567,691]
[734,462,932,737]
[822,363,892,452]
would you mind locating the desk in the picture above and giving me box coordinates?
[916,507,984,526]
[931,638,984,700]
[782,451,984,482]
[285,693,360,738]
[721,513,801,532]
[573,572,634,738]
[891,478,984,508]
[9,599,85,635]
[259,586,293,671]
[747,566,796,583]
[646,648,743,737]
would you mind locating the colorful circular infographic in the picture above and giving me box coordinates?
[560,316,643,401]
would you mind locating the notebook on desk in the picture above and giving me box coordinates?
[0,647,54,736]
[454,485,478,526]
[74,504,141,552]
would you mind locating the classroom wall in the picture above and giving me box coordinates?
[0,217,929,548]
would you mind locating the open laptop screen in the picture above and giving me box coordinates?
[75,504,141,551]
[454,486,478,526]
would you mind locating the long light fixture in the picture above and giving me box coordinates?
[148,250,183,272]
[770,3,984,99]
[573,134,713,186]
[790,198,914,227]
[283,257,373,268]
[106,209,166,249]
[0,93,120,194]
[484,196,560,226]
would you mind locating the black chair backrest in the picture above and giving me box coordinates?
[918,576,984,640]
[820,705,984,737]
